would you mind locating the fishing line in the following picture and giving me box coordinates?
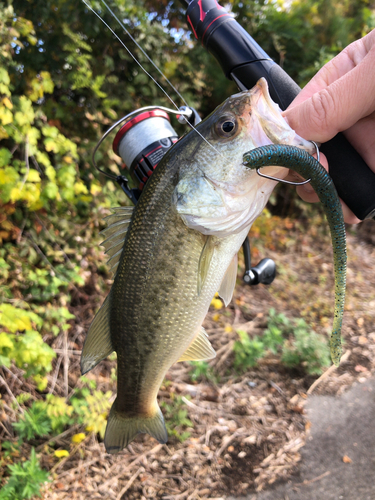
[81,0,180,112]
[80,0,224,158]
[100,0,189,109]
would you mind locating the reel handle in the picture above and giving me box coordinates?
[242,237,276,286]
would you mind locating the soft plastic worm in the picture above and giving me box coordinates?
[243,144,346,366]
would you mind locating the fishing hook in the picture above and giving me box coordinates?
[253,141,320,185]
[92,105,192,181]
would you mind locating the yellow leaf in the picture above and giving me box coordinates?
[27,169,41,182]
[74,181,88,195]
[54,449,70,458]
[34,374,48,391]
[2,97,12,109]
[62,156,73,164]
[71,433,86,444]
[85,425,94,432]
[0,107,13,125]
[10,187,21,203]
[224,324,233,333]
[0,332,14,349]
[212,313,220,322]
[90,183,101,195]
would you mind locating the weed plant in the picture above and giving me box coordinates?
[160,394,193,442]
[189,361,219,384]
[233,308,330,375]
[0,448,49,500]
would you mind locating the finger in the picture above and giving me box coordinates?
[287,33,372,109]
[287,30,375,110]
[283,34,375,142]
[341,199,361,224]
[294,152,361,224]
[295,152,329,201]
[296,188,361,223]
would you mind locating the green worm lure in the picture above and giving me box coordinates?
[243,144,346,366]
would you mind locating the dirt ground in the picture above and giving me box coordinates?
[233,375,375,500]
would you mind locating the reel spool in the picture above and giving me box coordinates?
[113,109,179,196]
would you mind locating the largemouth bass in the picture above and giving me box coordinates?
[81,79,316,453]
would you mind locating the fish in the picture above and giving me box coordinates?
[243,145,346,365]
[81,78,316,453]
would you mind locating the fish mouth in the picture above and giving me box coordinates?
[250,78,316,155]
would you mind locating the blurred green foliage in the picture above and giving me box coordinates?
[0,448,49,500]
[189,360,219,383]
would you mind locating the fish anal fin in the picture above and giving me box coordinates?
[218,253,238,307]
[104,400,168,454]
[198,236,215,295]
[178,327,216,362]
[81,291,114,375]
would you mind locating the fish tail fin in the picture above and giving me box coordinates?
[104,400,168,454]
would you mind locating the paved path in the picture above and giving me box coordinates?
[229,376,375,500]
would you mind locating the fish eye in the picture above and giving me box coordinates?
[222,120,235,133]
[214,115,239,138]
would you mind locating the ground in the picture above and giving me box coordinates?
[2,213,375,500]
[234,375,375,500]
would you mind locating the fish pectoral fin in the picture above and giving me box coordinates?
[104,400,168,454]
[198,236,215,295]
[178,327,216,362]
[218,253,238,306]
[81,290,114,375]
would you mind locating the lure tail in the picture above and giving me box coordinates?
[104,400,168,453]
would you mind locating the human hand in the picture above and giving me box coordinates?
[283,29,375,223]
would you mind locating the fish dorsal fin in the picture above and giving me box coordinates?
[100,219,131,239]
[217,253,238,307]
[178,327,216,362]
[198,236,215,295]
[103,206,133,223]
[81,290,114,375]
[100,207,134,277]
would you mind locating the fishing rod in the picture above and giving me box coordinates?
[180,0,375,221]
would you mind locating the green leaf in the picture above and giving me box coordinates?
[0,147,12,167]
